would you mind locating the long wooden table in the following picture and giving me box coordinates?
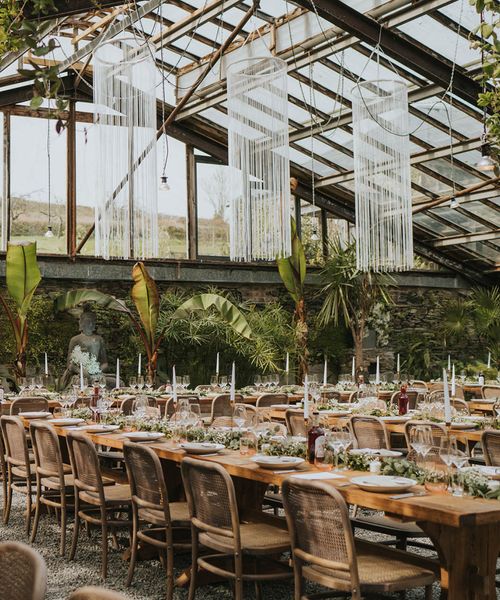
[53,425,500,599]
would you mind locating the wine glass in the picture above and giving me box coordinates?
[189,404,202,427]
[219,376,228,390]
[132,396,149,419]
[328,429,345,471]
[145,375,154,393]
[233,405,247,429]
[129,377,137,392]
[18,377,28,395]
[210,375,219,390]
[136,376,144,391]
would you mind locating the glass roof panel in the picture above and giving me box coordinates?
[438,1,481,31]
[411,168,451,195]
[421,159,482,187]
[430,207,489,232]
[411,98,482,138]
[459,242,498,261]
[460,200,500,225]
[413,213,458,236]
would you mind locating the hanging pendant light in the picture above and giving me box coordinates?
[159,175,170,191]
[227,57,292,261]
[352,79,413,272]
[44,116,54,239]
[477,136,496,172]
[449,196,460,209]
[93,38,158,260]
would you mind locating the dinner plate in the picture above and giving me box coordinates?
[19,411,51,419]
[180,442,225,455]
[121,431,164,442]
[319,409,352,416]
[252,455,304,470]
[80,424,120,434]
[350,448,403,457]
[379,416,411,423]
[270,404,291,409]
[351,475,417,493]
[47,418,84,427]
[449,422,479,430]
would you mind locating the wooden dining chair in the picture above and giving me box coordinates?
[0,415,35,534]
[68,587,128,600]
[123,441,190,597]
[10,396,49,415]
[207,394,243,425]
[29,420,74,556]
[389,390,418,410]
[255,393,288,409]
[120,396,157,416]
[181,457,292,600]
[482,430,500,466]
[0,541,47,600]
[282,478,435,600]
[482,385,500,400]
[410,380,428,391]
[285,410,307,436]
[0,426,7,522]
[451,397,469,413]
[349,415,390,450]
[67,431,132,579]
[164,395,201,418]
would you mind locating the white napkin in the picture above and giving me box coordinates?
[291,472,344,480]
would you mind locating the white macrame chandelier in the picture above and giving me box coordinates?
[352,79,413,272]
[93,38,158,260]
[227,57,292,262]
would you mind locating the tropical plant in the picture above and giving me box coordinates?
[277,218,308,378]
[55,262,252,379]
[317,237,393,372]
[0,242,42,378]
[441,286,500,364]
[157,289,296,374]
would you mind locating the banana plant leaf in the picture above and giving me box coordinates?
[6,242,41,317]
[54,289,129,314]
[172,293,252,339]
[277,218,306,303]
[130,263,159,348]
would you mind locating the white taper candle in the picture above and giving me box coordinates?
[304,374,309,420]
[451,363,456,397]
[323,355,328,387]
[116,358,120,389]
[172,365,177,402]
[230,362,235,402]
[375,356,380,385]
[80,362,84,391]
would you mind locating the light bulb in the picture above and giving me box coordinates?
[449,197,459,209]
[159,175,170,191]
[310,227,320,242]
[476,153,496,172]
[44,226,54,238]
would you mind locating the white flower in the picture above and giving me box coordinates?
[71,345,101,376]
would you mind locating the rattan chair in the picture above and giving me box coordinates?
[120,396,157,416]
[410,380,428,391]
[482,385,500,400]
[451,397,469,413]
[30,420,74,555]
[123,441,190,597]
[68,587,128,600]
[10,396,49,415]
[282,478,435,600]
[67,431,132,579]
[346,390,358,403]
[256,393,288,409]
[205,394,243,425]
[482,430,500,466]
[181,457,292,600]
[1,415,35,533]
[164,396,202,418]
[320,390,341,403]
[285,410,307,436]
[0,541,47,600]
[0,426,7,521]
[389,390,418,410]
[349,415,390,450]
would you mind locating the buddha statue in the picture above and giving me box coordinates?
[61,307,109,389]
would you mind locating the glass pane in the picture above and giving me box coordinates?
[430,207,489,232]
[0,113,4,251]
[327,216,353,249]
[10,116,67,253]
[196,162,230,257]
[76,121,97,256]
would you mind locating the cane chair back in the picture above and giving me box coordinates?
[389,390,418,410]
[285,410,307,436]
[181,457,239,548]
[410,380,428,391]
[1,415,30,470]
[349,416,389,450]
[164,395,202,418]
[347,391,358,403]
[482,385,500,400]
[123,441,171,526]
[30,421,65,479]
[451,398,469,413]
[69,587,128,600]
[120,396,157,416]
[482,431,500,466]
[256,393,288,409]
[282,478,359,595]
[0,541,47,600]
[209,394,243,423]
[10,397,48,415]
[404,421,449,459]
[321,391,341,402]
[67,431,105,500]
[428,382,444,394]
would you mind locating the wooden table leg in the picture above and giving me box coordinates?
[418,521,500,599]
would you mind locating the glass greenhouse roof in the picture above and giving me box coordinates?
[0,0,498,280]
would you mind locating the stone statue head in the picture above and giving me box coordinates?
[79,307,97,336]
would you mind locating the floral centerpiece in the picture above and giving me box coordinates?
[70,345,101,377]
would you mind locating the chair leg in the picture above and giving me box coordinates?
[101,511,109,580]
[425,584,433,600]
[166,543,174,600]
[60,502,67,557]
[294,560,304,600]
[70,494,80,561]
[234,551,243,600]
[188,529,199,600]
[126,512,138,587]
[30,478,42,544]
[4,468,12,525]
[25,478,32,536]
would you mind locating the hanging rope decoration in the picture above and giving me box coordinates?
[227,57,292,262]
[93,38,158,260]
[352,80,413,272]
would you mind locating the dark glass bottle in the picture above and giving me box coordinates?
[398,384,409,415]
[307,411,324,464]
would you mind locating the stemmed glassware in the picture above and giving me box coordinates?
[129,377,137,392]
[145,375,154,393]
[232,405,247,429]
[137,376,145,391]
[409,425,433,462]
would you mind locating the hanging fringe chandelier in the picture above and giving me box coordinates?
[227,57,292,262]
[93,38,158,260]
[352,79,413,272]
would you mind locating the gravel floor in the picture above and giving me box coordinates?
[0,495,495,600]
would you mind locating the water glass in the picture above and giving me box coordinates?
[240,431,257,456]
